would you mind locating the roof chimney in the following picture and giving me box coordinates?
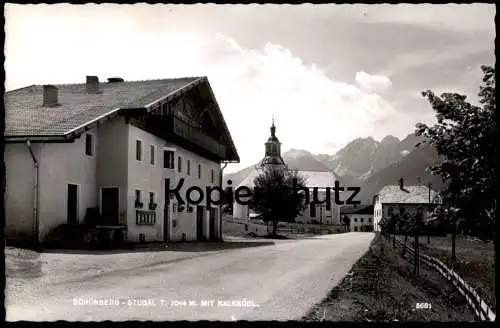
[86,76,100,93]
[399,178,404,190]
[43,85,59,107]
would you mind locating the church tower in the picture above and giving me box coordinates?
[260,117,286,167]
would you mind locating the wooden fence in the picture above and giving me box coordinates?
[388,235,495,321]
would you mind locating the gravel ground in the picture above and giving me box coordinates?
[6,233,374,321]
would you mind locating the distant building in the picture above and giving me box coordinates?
[373,178,440,232]
[4,75,239,244]
[232,120,341,225]
[340,204,374,232]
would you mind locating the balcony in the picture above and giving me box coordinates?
[172,116,227,159]
[130,111,228,161]
[136,210,156,225]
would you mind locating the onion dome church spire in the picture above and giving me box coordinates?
[260,116,286,167]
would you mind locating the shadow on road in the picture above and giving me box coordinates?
[38,241,275,254]
[163,241,275,252]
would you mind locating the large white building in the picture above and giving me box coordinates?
[4,75,239,244]
[232,121,341,225]
[373,179,440,232]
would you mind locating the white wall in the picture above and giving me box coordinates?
[163,139,222,242]
[127,124,164,242]
[374,197,382,231]
[296,189,340,224]
[36,130,99,240]
[345,213,373,232]
[6,117,223,243]
[374,201,434,232]
[233,188,341,225]
[6,121,131,242]
[97,117,129,224]
[5,143,37,240]
[127,124,222,242]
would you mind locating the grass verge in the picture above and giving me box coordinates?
[408,235,495,313]
[303,233,477,322]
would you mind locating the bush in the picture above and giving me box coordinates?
[44,223,92,248]
[84,207,100,227]
[113,230,125,246]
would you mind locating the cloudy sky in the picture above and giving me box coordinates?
[5,4,495,173]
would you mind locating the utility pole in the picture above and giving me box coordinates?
[428,182,432,244]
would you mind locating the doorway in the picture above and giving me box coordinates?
[209,207,217,240]
[196,205,205,241]
[101,188,119,225]
[67,184,78,226]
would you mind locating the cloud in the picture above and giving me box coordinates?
[195,34,399,172]
[355,71,392,93]
[4,20,399,172]
[2,6,410,174]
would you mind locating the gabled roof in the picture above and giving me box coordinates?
[298,170,337,188]
[4,76,239,162]
[236,168,336,189]
[5,77,200,137]
[340,204,374,215]
[237,167,261,189]
[377,185,440,204]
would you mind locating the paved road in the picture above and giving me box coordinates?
[6,232,374,321]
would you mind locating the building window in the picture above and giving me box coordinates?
[150,145,155,165]
[187,160,191,176]
[135,189,142,208]
[178,156,182,173]
[149,192,156,210]
[163,150,174,169]
[198,164,201,179]
[368,218,372,222]
[211,169,214,183]
[136,140,142,161]
[354,218,358,222]
[85,133,93,156]
[310,203,316,217]
[360,217,364,223]
[354,226,358,232]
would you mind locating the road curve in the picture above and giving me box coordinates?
[6,232,374,321]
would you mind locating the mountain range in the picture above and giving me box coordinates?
[223,132,446,202]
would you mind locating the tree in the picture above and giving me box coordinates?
[399,211,411,258]
[412,207,425,276]
[252,165,307,237]
[416,65,496,249]
[388,207,399,248]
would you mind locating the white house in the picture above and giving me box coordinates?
[232,121,341,225]
[373,179,440,232]
[340,204,374,232]
[4,75,240,244]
